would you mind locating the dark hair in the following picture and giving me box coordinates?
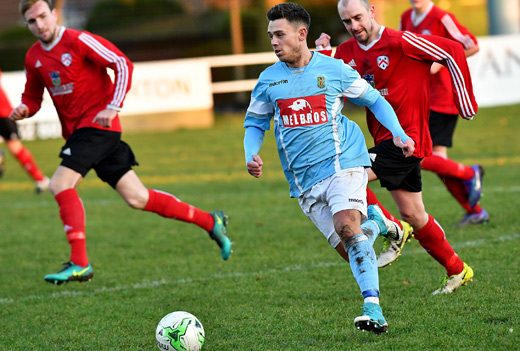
[267,2,311,30]
[20,0,54,16]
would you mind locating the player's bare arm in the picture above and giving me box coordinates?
[92,107,118,128]
[9,104,29,120]
[247,154,263,178]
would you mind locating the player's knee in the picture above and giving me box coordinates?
[399,210,427,229]
[48,179,65,196]
[125,195,146,210]
[124,192,148,210]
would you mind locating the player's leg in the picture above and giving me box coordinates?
[331,168,388,333]
[424,111,484,209]
[0,117,48,192]
[45,165,93,285]
[45,128,121,284]
[111,167,231,260]
[443,177,489,227]
[391,189,474,295]
[299,168,387,333]
[0,148,5,177]
[7,139,49,192]
[365,145,416,267]
[366,187,401,228]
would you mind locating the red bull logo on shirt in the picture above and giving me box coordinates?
[277,95,327,127]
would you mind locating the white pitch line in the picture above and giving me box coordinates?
[1,233,518,305]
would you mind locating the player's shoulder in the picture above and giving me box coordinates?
[430,5,450,19]
[380,27,406,48]
[401,8,413,20]
[384,27,403,38]
[25,41,44,67]
[61,27,82,40]
[261,61,283,75]
[257,61,284,84]
[315,51,342,64]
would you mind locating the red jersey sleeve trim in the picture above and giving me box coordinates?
[440,14,477,49]
[78,33,130,109]
[402,32,477,118]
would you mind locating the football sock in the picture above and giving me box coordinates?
[367,187,402,230]
[144,189,214,231]
[14,147,45,181]
[413,214,464,276]
[361,220,380,246]
[362,289,380,305]
[421,153,474,181]
[55,188,88,267]
[345,234,379,293]
[443,177,483,214]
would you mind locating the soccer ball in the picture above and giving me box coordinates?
[156,311,205,351]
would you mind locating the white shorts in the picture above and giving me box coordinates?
[298,167,368,249]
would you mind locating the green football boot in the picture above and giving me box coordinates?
[208,211,232,260]
[354,302,389,334]
[44,261,94,285]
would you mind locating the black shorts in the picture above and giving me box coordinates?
[0,117,19,141]
[59,128,139,188]
[429,110,458,147]
[369,139,423,192]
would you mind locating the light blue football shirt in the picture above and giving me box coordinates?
[244,52,380,198]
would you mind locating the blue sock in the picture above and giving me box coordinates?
[361,220,380,246]
[346,234,379,293]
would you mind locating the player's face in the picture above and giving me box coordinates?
[338,0,377,46]
[267,18,306,67]
[24,0,59,45]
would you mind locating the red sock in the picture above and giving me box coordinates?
[14,147,45,181]
[55,189,88,267]
[144,189,214,231]
[367,187,402,230]
[413,214,464,276]
[442,177,482,214]
[421,154,474,181]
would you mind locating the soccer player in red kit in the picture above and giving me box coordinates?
[0,67,49,192]
[10,0,232,285]
[315,0,476,294]
[400,0,488,227]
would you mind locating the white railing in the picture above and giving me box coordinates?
[3,33,520,140]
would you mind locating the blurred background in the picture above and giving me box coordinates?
[0,0,503,70]
[0,0,518,127]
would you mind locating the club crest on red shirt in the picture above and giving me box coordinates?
[49,71,61,86]
[377,55,389,70]
[61,53,72,67]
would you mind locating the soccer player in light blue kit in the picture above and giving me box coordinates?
[243,3,415,334]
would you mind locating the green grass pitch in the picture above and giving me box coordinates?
[1,104,519,350]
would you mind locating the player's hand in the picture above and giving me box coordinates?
[247,154,263,178]
[315,33,331,50]
[9,104,29,120]
[393,136,415,157]
[92,108,118,128]
[430,62,443,75]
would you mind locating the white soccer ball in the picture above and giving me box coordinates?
[156,311,205,351]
